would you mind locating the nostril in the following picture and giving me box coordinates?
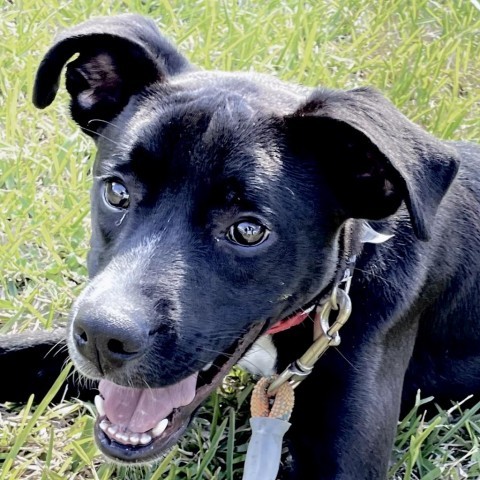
[107,339,138,356]
[74,327,88,346]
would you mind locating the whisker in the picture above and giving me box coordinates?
[88,118,123,130]
[81,125,121,145]
[333,347,358,371]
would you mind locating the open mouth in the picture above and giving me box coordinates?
[92,321,265,463]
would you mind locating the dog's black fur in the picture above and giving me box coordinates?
[1,14,480,479]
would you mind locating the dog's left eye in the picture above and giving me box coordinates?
[104,180,130,209]
[227,220,270,246]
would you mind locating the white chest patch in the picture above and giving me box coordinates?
[237,335,278,377]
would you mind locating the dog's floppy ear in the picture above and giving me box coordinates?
[33,14,192,136]
[286,87,459,240]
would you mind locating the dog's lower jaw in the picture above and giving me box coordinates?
[95,407,192,463]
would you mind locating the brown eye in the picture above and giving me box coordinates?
[227,221,270,246]
[104,180,130,209]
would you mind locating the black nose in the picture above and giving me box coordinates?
[72,304,150,373]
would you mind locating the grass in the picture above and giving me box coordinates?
[1,0,480,478]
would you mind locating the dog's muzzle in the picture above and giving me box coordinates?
[90,322,265,463]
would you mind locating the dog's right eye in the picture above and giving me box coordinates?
[104,180,130,209]
[226,220,270,247]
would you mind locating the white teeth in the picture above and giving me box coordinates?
[129,433,140,445]
[151,418,168,437]
[98,417,157,446]
[94,395,105,417]
[202,361,213,372]
[99,419,109,432]
[116,432,129,443]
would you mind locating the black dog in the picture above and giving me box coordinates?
[1,14,480,479]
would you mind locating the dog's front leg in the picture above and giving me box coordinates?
[281,319,417,480]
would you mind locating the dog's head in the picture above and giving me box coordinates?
[33,14,459,463]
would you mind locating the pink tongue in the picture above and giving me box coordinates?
[99,373,198,433]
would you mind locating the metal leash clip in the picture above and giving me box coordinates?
[268,286,352,395]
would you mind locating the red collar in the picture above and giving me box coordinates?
[266,306,315,335]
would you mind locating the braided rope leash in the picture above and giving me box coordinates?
[251,376,295,420]
[242,376,295,480]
